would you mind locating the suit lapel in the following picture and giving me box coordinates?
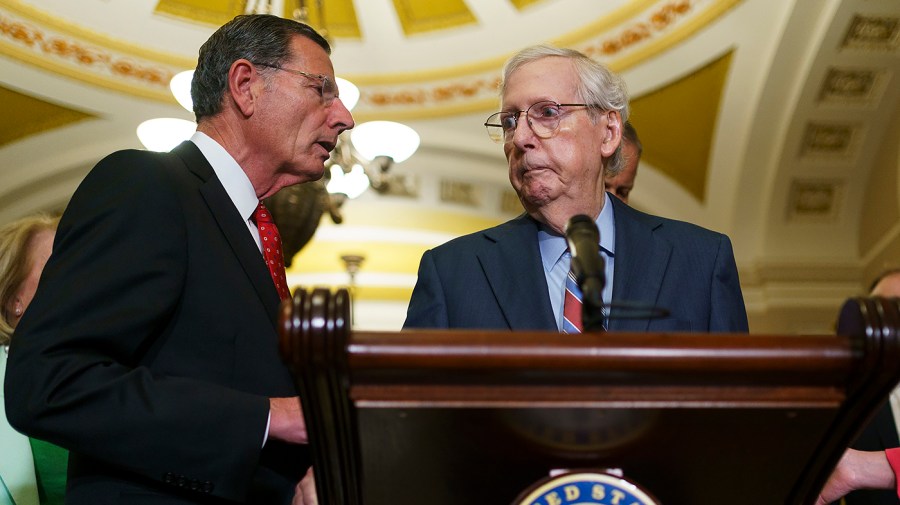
[479,216,556,330]
[609,197,672,332]
[171,142,281,326]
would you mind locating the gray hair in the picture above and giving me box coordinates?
[192,14,330,122]
[500,45,630,175]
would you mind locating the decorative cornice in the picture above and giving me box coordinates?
[0,1,186,102]
[350,0,743,120]
[0,2,185,102]
[0,13,171,85]
[0,0,743,116]
[579,0,695,58]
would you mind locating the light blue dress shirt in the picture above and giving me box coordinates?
[539,193,616,331]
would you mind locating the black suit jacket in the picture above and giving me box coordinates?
[4,142,305,504]
[404,195,748,332]
[845,403,900,504]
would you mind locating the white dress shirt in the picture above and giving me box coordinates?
[190,131,263,252]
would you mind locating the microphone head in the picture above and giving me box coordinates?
[565,214,595,231]
[564,214,602,285]
[565,214,599,246]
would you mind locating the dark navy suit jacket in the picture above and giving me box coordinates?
[5,142,305,504]
[404,195,748,333]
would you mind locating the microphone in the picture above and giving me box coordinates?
[565,214,606,331]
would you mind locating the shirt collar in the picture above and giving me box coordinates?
[190,131,259,221]
[538,192,616,273]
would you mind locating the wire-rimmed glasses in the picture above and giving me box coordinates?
[484,100,594,143]
[253,62,338,106]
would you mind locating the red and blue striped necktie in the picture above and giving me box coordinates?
[562,269,584,333]
[562,260,608,333]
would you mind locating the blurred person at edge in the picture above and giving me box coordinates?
[604,120,641,204]
[0,213,65,505]
[818,270,900,505]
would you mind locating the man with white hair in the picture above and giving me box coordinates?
[404,45,747,334]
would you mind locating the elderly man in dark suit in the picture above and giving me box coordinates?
[404,45,747,333]
[4,14,352,505]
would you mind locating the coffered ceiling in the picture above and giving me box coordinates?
[0,0,898,332]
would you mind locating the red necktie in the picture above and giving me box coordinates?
[252,202,291,301]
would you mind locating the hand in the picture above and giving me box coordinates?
[817,449,856,505]
[292,467,317,505]
[268,397,307,444]
[817,449,896,504]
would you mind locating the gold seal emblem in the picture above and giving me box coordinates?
[514,470,660,505]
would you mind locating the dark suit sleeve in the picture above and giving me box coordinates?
[403,249,450,329]
[4,152,269,501]
[708,233,749,332]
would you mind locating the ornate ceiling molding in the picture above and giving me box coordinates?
[0,0,742,116]
[0,0,190,102]
[350,0,744,120]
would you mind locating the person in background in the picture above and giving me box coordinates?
[404,45,747,333]
[818,269,900,505]
[604,120,641,204]
[0,213,65,505]
[4,13,352,505]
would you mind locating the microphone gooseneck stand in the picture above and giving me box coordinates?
[565,214,607,333]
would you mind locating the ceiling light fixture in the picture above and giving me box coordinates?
[136,117,196,152]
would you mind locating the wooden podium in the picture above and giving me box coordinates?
[279,289,900,505]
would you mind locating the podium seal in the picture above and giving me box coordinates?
[513,470,660,505]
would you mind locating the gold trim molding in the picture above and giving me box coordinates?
[0,1,187,102]
[0,0,742,115]
[350,0,743,120]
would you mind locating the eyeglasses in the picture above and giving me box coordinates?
[484,101,594,143]
[253,62,338,105]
